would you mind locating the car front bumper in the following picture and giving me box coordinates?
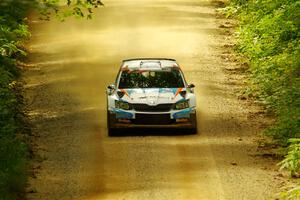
[108,107,196,129]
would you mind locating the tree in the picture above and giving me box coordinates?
[39,0,104,20]
[0,1,103,199]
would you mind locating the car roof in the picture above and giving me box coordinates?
[121,58,179,70]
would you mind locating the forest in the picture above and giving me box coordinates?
[0,1,101,198]
[226,0,299,197]
[0,1,31,198]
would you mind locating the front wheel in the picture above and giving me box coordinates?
[188,112,198,134]
[107,110,117,136]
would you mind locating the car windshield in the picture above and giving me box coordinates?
[118,68,185,88]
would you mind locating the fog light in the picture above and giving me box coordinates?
[115,100,131,110]
[175,100,189,110]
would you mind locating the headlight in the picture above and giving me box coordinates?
[174,100,189,110]
[115,101,130,110]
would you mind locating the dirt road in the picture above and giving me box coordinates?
[25,0,282,199]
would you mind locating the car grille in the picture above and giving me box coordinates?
[133,114,174,125]
[132,104,173,112]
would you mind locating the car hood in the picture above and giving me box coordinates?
[118,88,184,105]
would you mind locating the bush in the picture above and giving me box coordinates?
[0,138,27,199]
[227,0,300,145]
[0,0,33,199]
[225,0,300,178]
[279,138,300,177]
[0,68,28,199]
[278,185,300,200]
[0,1,103,198]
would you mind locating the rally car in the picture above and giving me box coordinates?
[106,58,197,136]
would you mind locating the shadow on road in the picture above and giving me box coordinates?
[108,128,198,137]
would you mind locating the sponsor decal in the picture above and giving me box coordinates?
[174,88,183,97]
[173,108,191,119]
[159,88,174,93]
[113,108,134,119]
[120,89,130,97]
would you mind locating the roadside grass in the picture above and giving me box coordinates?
[0,1,103,198]
[0,1,33,199]
[0,59,28,199]
[220,0,300,198]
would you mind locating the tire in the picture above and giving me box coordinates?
[107,110,116,137]
[108,128,116,137]
[189,112,198,134]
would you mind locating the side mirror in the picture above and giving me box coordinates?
[107,84,115,95]
[107,84,115,90]
[188,83,195,88]
[187,83,195,93]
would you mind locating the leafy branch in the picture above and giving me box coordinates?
[279,138,300,177]
[38,0,104,20]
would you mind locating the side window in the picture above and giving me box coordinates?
[118,72,127,88]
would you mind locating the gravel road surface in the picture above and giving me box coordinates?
[25,0,281,199]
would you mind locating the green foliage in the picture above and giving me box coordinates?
[226,0,300,185]
[279,139,300,177]
[278,185,300,200]
[0,0,102,198]
[0,69,27,199]
[38,0,104,20]
[227,0,300,145]
[0,0,34,199]
[0,138,27,200]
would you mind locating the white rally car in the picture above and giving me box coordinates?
[106,58,197,135]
